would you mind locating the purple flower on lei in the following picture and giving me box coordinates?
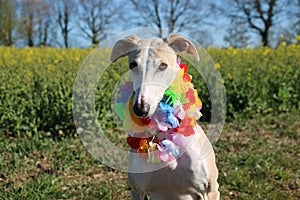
[117,82,134,103]
[150,102,180,131]
[157,139,179,162]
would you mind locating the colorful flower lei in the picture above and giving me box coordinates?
[114,57,202,163]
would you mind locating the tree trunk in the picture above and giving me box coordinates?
[262,30,269,46]
[28,37,34,47]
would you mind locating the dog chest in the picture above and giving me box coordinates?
[128,150,209,198]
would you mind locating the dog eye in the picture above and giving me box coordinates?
[159,63,168,70]
[129,62,138,69]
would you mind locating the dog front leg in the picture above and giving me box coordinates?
[207,191,220,200]
[206,177,220,200]
[131,189,147,200]
[205,148,220,200]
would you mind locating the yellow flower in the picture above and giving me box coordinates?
[215,63,221,69]
[280,41,286,47]
[279,34,284,39]
[226,73,232,79]
[53,59,59,64]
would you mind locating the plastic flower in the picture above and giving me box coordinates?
[179,62,192,82]
[117,82,134,103]
[114,103,126,120]
[168,133,187,148]
[194,90,202,109]
[177,56,181,64]
[127,136,141,149]
[114,82,134,120]
[157,139,179,162]
[137,138,150,157]
[168,68,188,94]
[185,88,196,105]
[173,101,185,120]
[149,109,170,131]
[186,104,202,120]
[159,102,179,128]
[175,116,195,136]
[163,89,180,104]
[180,63,188,73]
[147,141,161,163]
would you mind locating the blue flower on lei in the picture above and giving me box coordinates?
[157,139,180,162]
[158,102,179,128]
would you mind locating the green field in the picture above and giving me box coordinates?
[0,45,299,199]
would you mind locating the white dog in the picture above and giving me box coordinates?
[111,33,220,200]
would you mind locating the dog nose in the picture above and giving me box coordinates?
[133,97,150,117]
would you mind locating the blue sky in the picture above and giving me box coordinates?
[67,1,230,48]
[68,0,291,48]
[12,0,298,48]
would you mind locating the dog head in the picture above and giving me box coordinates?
[111,33,199,117]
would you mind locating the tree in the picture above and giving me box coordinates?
[77,0,121,46]
[128,0,207,38]
[271,0,300,46]
[36,1,56,46]
[216,0,288,47]
[0,0,18,46]
[19,0,38,47]
[56,0,74,48]
[18,0,56,47]
[291,0,300,36]
[192,30,213,48]
[224,19,250,48]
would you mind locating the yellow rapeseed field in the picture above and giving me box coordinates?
[0,44,299,135]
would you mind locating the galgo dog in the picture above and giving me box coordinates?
[110,33,220,200]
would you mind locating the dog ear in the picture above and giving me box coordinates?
[110,35,141,62]
[166,33,200,61]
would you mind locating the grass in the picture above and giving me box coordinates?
[216,113,299,199]
[1,113,299,199]
[0,45,299,199]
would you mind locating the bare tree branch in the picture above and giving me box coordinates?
[56,0,74,48]
[128,0,206,38]
[77,0,121,46]
[215,0,287,46]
